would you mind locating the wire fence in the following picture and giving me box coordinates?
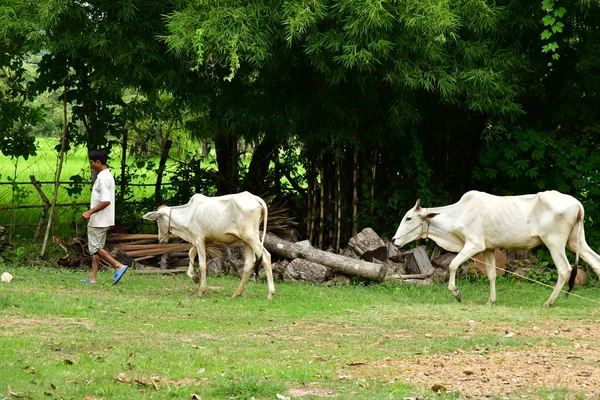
[0,179,177,242]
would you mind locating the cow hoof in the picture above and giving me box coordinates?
[267,293,274,301]
[487,300,496,306]
[450,289,461,303]
[543,301,553,308]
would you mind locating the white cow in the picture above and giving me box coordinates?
[392,190,600,306]
[143,191,275,300]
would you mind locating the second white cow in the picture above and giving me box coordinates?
[143,191,275,300]
[392,190,600,307]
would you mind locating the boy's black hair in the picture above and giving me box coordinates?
[88,149,108,165]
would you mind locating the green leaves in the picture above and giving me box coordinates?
[540,0,566,65]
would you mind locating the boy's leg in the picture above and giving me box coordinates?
[86,226,108,283]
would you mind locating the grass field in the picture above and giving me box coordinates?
[0,137,208,239]
[1,265,599,399]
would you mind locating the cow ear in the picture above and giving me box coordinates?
[143,211,160,221]
[414,199,421,211]
[424,212,439,220]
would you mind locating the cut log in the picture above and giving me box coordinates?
[346,227,387,262]
[399,246,434,275]
[160,251,191,270]
[263,232,386,281]
[283,259,334,283]
[136,267,189,274]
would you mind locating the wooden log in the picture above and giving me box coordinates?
[124,243,192,257]
[160,251,191,270]
[346,227,387,262]
[263,232,386,281]
[400,272,434,280]
[136,267,189,274]
[284,259,334,283]
[399,246,434,275]
[112,243,180,251]
[106,233,177,242]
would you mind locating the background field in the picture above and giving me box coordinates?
[0,137,200,240]
[1,267,599,399]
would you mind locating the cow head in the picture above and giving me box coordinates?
[142,205,170,243]
[392,199,439,248]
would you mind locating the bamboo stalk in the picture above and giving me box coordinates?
[336,161,341,253]
[370,148,378,215]
[307,158,313,241]
[318,150,325,249]
[352,148,358,236]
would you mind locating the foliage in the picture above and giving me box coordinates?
[2,0,600,247]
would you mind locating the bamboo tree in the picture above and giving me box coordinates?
[352,148,358,237]
[318,150,325,248]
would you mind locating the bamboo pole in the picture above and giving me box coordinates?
[352,148,358,236]
[335,160,341,253]
[41,87,69,257]
[307,158,313,241]
[318,150,325,248]
[370,147,378,215]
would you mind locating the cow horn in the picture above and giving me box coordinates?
[414,199,421,210]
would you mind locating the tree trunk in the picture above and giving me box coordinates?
[214,133,239,194]
[243,132,279,194]
[155,135,172,205]
[263,232,386,281]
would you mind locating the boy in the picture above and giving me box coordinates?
[81,149,129,285]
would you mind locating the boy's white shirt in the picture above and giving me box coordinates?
[89,169,115,227]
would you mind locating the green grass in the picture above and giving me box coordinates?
[1,264,599,399]
[0,137,218,239]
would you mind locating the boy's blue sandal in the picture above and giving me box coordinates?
[81,278,96,284]
[113,265,129,285]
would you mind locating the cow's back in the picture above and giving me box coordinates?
[189,192,262,243]
[454,191,580,249]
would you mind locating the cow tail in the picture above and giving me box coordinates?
[252,196,269,278]
[567,206,583,296]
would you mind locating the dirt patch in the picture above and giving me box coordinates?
[288,385,336,397]
[346,326,600,399]
[0,316,95,335]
